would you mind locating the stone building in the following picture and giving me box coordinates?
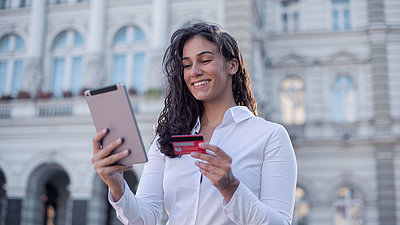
[0,0,399,225]
[256,1,400,225]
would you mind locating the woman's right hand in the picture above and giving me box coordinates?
[91,129,132,201]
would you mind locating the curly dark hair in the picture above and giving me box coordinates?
[156,22,258,158]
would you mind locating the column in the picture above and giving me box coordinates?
[71,200,87,225]
[84,0,107,89]
[148,0,169,90]
[5,198,22,225]
[21,0,46,97]
[224,0,253,75]
[152,0,168,49]
[368,0,397,224]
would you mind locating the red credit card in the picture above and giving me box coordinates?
[171,134,205,155]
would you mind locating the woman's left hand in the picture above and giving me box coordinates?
[190,142,240,203]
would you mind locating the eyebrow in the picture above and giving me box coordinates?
[182,51,215,61]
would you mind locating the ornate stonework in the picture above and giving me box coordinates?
[84,53,105,88]
[22,57,43,96]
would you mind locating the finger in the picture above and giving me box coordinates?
[93,129,108,153]
[97,164,133,178]
[199,143,230,159]
[96,149,130,168]
[199,168,220,183]
[92,137,123,163]
[98,138,124,159]
[195,161,225,176]
[191,152,219,165]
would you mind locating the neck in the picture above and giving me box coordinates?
[201,98,236,128]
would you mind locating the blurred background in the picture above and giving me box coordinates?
[0,0,399,224]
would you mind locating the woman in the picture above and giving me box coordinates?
[92,23,297,225]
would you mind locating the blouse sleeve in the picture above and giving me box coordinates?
[108,138,165,225]
[222,124,297,225]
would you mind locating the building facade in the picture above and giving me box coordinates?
[0,0,399,225]
[257,0,400,225]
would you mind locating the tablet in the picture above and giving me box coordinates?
[85,83,148,165]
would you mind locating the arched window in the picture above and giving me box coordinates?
[51,30,84,97]
[280,75,306,124]
[334,186,363,225]
[112,25,147,95]
[0,34,25,98]
[333,75,356,122]
[281,0,299,33]
[21,164,70,225]
[293,186,310,225]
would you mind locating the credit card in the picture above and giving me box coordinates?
[171,134,205,155]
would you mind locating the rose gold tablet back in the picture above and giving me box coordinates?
[85,83,148,165]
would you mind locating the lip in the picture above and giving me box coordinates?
[192,79,211,88]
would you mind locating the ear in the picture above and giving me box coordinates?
[227,59,239,75]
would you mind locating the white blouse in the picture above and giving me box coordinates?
[109,106,297,225]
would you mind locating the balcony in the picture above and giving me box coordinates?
[0,96,163,121]
[280,121,370,141]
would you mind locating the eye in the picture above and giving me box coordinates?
[202,59,211,64]
[183,64,191,69]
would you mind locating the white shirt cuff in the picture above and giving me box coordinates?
[108,179,140,224]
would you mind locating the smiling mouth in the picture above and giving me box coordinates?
[193,80,210,87]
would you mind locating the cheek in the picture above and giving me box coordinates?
[183,73,191,87]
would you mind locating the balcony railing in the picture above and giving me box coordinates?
[0,96,163,120]
[283,124,305,141]
[333,123,357,140]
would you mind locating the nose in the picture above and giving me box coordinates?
[189,62,202,77]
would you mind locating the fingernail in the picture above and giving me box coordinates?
[195,161,200,166]
[124,149,130,155]
[102,128,107,133]
[125,164,133,169]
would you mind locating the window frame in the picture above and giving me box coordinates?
[331,0,351,31]
[50,30,85,97]
[280,0,300,33]
[333,186,364,225]
[110,25,148,95]
[0,34,25,97]
[332,74,357,123]
[279,75,306,125]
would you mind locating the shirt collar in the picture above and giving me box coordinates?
[222,106,254,124]
[191,106,254,134]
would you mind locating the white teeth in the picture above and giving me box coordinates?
[193,80,209,87]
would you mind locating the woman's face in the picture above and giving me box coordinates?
[182,35,237,104]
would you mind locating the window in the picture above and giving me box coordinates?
[112,26,147,95]
[51,30,84,97]
[334,186,363,225]
[281,0,299,33]
[332,0,351,30]
[280,75,306,124]
[0,0,11,9]
[333,75,356,122]
[20,0,32,7]
[0,34,25,98]
[55,0,68,4]
[293,186,310,225]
